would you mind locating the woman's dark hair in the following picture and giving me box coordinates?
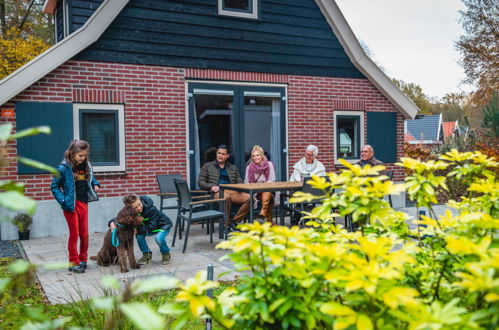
[123,194,139,205]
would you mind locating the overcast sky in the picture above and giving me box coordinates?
[335,0,475,100]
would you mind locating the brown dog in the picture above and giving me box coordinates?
[94,205,144,272]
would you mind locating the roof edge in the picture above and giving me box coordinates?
[0,0,130,107]
[315,0,419,119]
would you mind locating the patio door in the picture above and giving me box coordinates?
[188,83,287,187]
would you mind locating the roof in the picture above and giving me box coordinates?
[405,114,443,142]
[1,0,419,119]
[442,121,458,140]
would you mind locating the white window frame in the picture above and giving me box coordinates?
[333,110,365,164]
[218,0,259,19]
[73,103,126,172]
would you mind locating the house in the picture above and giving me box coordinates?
[0,0,417,239]
[405,114,443,146]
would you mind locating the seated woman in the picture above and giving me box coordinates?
[244,145,276,224]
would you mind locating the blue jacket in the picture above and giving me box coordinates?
[50,160,100,212]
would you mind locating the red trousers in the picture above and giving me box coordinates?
[63,200,88,265]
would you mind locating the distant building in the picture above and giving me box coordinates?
[405,114,443,145]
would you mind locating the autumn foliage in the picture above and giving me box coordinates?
[0,27,49,80]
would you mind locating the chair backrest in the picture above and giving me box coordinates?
[173,179,192,210]
[384,170,394,181]
[302,176,330,202]
[156,174,182,195]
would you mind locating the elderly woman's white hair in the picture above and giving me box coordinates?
[306,145,319,157]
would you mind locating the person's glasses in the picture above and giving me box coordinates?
[305,153,314,157]
[361,151,369,153]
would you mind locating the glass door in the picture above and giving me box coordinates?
[188,83,286,187]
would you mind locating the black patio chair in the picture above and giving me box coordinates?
[172,179,226,253]
[285,176,332,228]
[156,174,183,213]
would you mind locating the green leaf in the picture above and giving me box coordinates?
[357,313,373,330]
[8,260,31,274]
[0,278,12,292]
[101,276,121,290]
[8,126,51,140]
[157,303,186,315]
[17,157,59,176]
[170,314,189,330]
[0,124,13,140]
[42,262,72,270]
[0,191,36,215]
[320,302,355,316]
[92,297,115,312]
[132,275,180,294]
[0,180,25,193]
[269,297,286,312]
[120,302,165,330]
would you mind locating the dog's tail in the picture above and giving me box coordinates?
[89,255,98,261]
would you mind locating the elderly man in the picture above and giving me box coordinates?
[289,145,326,181]
[358,145,383,167]
[198,145,250,231]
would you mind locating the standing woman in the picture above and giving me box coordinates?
[245,145,276,224]
[51,139,100,273]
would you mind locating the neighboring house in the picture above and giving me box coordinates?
[0,0,417,239]
[405,114,444,145]
[442,121,458,142]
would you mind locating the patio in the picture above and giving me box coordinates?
[20,205,453,305]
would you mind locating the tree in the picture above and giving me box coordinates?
[0,0,52,80]
[392,78,432,114]
[456,0,499,106]
[481,91,499,137]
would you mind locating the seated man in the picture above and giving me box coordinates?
[198,144,250,231]
[358,145,383,168]
[289,145,326,181]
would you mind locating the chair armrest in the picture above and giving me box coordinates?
[158,192,177,196]
[191,189,208,194]
[190,198,226,205]
[191,194,212,200]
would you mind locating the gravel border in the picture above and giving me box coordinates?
[0,240,23,258]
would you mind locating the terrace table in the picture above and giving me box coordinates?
[219,181,303,235]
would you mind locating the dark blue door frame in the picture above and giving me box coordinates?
[187,82,287,187]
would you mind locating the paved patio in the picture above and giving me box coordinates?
[20,205,454,305]
[21,225,236,304]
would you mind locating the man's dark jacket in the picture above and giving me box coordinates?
[136,196,172,235]
[197,160,243,190]
[357,157,383,168]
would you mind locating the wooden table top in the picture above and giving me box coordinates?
[220,181,303,192]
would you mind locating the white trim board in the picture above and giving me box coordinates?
[2,0,418,120]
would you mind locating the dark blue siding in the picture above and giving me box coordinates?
[55,0,64,42]
[16,103,73,174]
[74,0,364,78]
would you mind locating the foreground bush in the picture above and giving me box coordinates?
[1,150,498,329]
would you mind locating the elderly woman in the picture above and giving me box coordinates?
[289,145,326,182]
[244,145,276,224]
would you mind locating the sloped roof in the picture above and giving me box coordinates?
[406,114,443,142]
[1,0,419,119]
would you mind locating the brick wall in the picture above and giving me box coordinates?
[1,61,405,201]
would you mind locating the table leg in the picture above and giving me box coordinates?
[249,190,254,223]
[219,187,225,239]
[280,191,285,226]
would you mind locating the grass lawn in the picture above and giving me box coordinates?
[0,257,226,329]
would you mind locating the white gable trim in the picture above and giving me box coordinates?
[315,0,418,119]
[0,0,130,106]
[2,0,418,119]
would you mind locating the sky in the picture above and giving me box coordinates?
[335,0,475,101]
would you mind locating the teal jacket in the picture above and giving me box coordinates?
[50,160,100,212]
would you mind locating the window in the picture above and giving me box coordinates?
[218,0,258,19]
[73,104,125,172]
[334,111,365,163]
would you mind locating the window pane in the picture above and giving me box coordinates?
[337,117,359,159]
[223,0,250,11]
[81,112,117,164]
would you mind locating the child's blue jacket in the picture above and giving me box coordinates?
[50,160,100,212]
